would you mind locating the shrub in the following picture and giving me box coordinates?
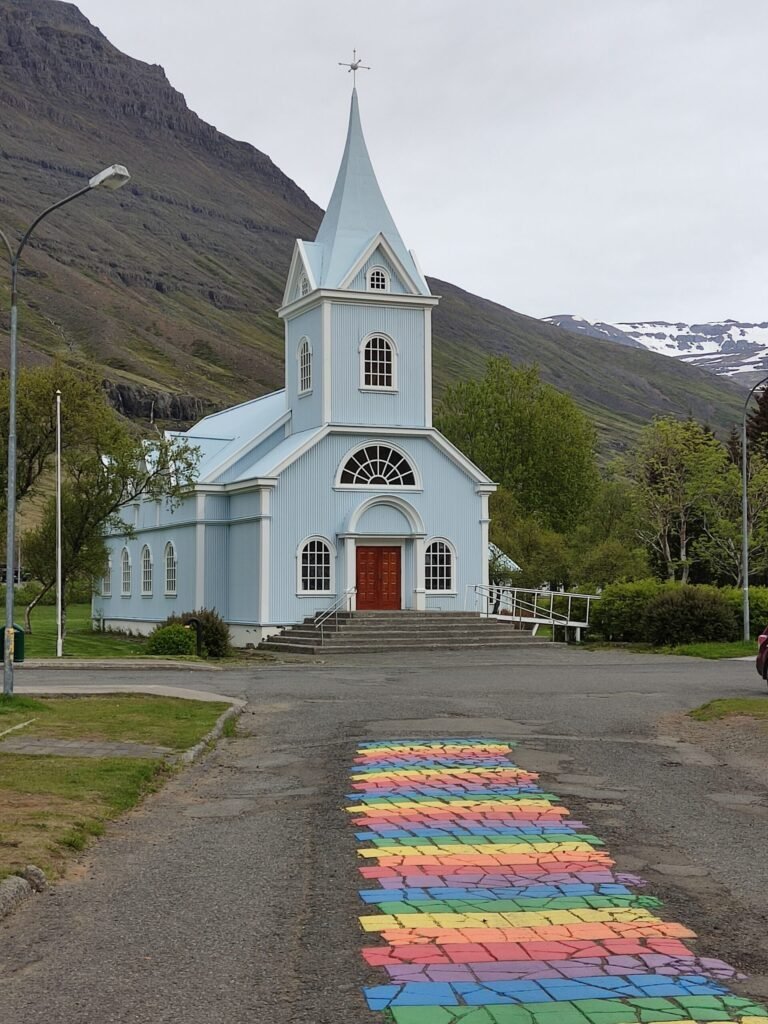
[642,586,738,647]
[721,586,768,640]
[146,623,196,657]
[162,608,232,658]
[589,579,664,642]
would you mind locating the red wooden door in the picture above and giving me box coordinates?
[356,546,401,610]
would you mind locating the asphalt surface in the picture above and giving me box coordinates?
[2,646,768,1023]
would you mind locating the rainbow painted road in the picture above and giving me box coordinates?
[348,739,766,1024]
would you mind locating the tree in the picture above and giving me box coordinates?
[0,364,115,515]
[436,359,599,532]
[747,386,768,457]
[627,417,729,582]
[20,387,198,634]
[692,449,768,585]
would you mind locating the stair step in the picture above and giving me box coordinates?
[259,638,551,655]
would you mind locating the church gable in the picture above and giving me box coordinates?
[282,241,321,306]
[345,244,411,295]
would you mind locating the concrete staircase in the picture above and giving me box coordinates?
[258,610,550,654]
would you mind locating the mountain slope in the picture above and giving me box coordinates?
[0,0,747,449]
[545,314,768,384]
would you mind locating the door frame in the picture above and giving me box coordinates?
[345,537,407,611]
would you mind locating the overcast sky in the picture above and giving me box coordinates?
[77,0,768,324]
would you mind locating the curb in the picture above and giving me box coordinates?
[0,866,47,922]
[177,701,246,764]
[17,659,223,672]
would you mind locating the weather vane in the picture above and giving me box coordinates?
[338,49,371,86]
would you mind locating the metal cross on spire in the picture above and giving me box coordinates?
[338,49,371,86]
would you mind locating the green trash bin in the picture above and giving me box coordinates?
[0,624,24,663]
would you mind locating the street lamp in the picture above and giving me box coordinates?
[741,371,768,641]
[0,165,130,694]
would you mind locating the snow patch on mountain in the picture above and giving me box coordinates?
[544,314,768,382]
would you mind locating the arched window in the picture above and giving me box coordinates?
[121,548,131,596]
[102,557,112,597]
[164,542,177,596]
[339,444,416,487]
[367,266,390,292]
[298,538,333,593]
[298,337,312,394]
[299,274,310,297]
[141,545,153,596]
[425,540,454,592]
[361,335,395,389]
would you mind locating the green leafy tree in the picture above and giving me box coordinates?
[0,364,114,514]
[436,359,599,532]
[747,386,768,457]
[693,449,768,585]
[21,397,198,634]
[627,417,729,582]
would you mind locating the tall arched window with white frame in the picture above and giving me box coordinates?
[121,548,131,596]
[298,337,312,394]
[425,540,454,593]
[298,538,334,593]
[366,266,390,292]
[102,556,112,597]
[361,334,396,390]
[141,545,153,596]
[164,542,177,596]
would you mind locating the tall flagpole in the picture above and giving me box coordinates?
[56,388,62,658]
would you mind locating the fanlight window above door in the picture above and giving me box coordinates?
[339,444,416,487]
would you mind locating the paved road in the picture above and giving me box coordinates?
[1,647,767,1023]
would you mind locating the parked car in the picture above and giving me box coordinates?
[756,627,768,682]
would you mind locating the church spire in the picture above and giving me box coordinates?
[314,89,429,294]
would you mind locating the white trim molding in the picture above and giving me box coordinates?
[345,494,426,536]
[338,233,422,296]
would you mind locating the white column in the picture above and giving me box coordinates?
[258,486,273,624]
[414,536,426,610]
[479,490,491,587]
[322,300,332,424]
[423,308,433,428]
[194,492,205,607]
[344,536,356,610]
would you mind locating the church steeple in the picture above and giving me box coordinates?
[313,89,430,295]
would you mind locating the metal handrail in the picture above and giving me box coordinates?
[466,584,599,641]
[316,587,357,645]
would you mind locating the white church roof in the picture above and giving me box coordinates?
[313,89,430,294]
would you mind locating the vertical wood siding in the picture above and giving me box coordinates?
[330,303,426,426]
[286,305,324,433]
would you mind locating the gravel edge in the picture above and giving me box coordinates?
[176,700,246,765]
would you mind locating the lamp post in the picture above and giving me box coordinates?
[0,165,130,694]
[741,371,768,641]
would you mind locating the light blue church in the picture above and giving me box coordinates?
[94,90,495,645]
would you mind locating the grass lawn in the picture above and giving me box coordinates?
[0,693,232,879]
[19,602,148,659]
[0,754,166,879]
[690,697,768,722]
[0,694,230,748]
[664,640,757,659]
